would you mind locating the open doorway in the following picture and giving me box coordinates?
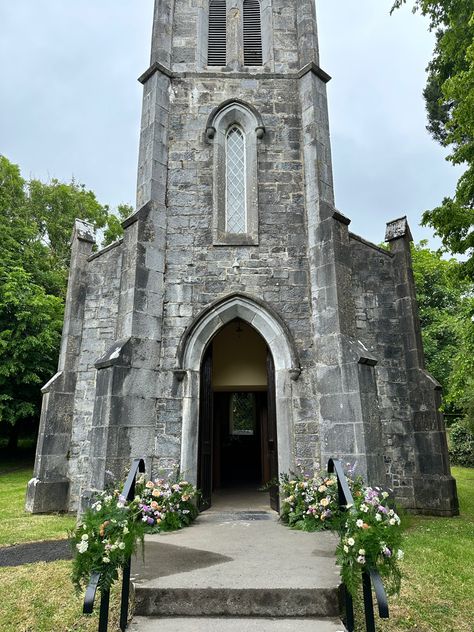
[198,319,279,512]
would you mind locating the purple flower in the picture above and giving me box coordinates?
[378,505,388,514]
[146,517,155,525]
[383,547,392,558]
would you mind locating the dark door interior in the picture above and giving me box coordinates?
[198,345,279,511]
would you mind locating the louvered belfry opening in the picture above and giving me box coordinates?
[243,0,263,66]
[208,0,227,66]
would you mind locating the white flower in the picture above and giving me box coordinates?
[102,557,111,564]
[347,538,355,546]
[358,549,366,556]
[375,513,382,522]
[360,504,369,513]
[389,518,396,526]
[344,545,349,553]
[76,540,88,554]
[95,503,102,512]
[119,542,125,550]
[389,509,394,517]
[123,526,129,534]
[357,555,366,565]
[81,534,89,541]
[382,491,389,499]
[356,519,364,528]
[397,549,405,561]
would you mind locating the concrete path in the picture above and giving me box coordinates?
[130,494,342,625]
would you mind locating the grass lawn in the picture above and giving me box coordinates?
[0,460,472,631]
[379,466,474,632]
[0,461,76,547]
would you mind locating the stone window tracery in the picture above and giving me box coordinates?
[206,101,265,246]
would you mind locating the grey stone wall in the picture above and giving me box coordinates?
[67,241,123,509]
[155,73,319,475]
[349,233,416,506]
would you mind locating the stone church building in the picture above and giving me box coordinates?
[27,0,458,516]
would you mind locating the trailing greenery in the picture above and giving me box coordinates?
[281,467,404,597]
[0,155,130,446]
[70,490,145,593]
[449,421,474,467]
[391,1,474,277]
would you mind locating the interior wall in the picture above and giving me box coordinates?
[212,320,268,390]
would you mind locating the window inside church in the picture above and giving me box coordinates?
[243,0,263,66]
[226,126,247,234]
[208,0,227,66]
[230,393,256,436]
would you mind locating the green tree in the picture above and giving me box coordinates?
[412,242,474,418]
[0,155,128,446]
[392,1,474,276]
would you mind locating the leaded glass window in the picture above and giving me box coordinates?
[226,126,247,234]
[230,392,256,436]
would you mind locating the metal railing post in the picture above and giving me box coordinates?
[98,589,110,632]
[120,559,132,631]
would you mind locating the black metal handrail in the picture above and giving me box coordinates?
[328,458,390,632]
[83,458,146,632]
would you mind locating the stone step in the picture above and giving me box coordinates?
[134,586,340,618]
[129,617,346,632]
[131,511,341,619]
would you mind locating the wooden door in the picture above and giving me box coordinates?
[198,346,213,511]
[266,351,279,512]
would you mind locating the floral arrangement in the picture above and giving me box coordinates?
[136,474,199,533]
[71,469,199,593]
[281,468,363,532]
[337,485,403,596]
[71,490,145,592]
[280,466,404,597]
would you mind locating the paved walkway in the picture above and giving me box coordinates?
[130,489,344,630]
[0,539,71,567]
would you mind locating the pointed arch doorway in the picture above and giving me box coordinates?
[198,320,279,512]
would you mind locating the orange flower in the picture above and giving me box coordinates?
[99,521,110,537]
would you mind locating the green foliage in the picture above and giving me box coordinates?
[391,1,474,275]
[0,267,63,426]
[70,490,145,593]
[411,242,474,415]
[449,421,474,467]
[0,155,128,434]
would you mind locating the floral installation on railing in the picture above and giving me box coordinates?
[280,465,404,597]
[71,490,145,593]
[71,467,199,593]
[337,485,403,596]
[135,473,199,533]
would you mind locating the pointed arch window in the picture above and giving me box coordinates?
[243,0,263,66]
[208,0,227,66]
[226,126,247,234]
[206,101,265,245]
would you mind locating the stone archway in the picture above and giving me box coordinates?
[177,294,300,486]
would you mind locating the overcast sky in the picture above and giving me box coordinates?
[0,1,461,247]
